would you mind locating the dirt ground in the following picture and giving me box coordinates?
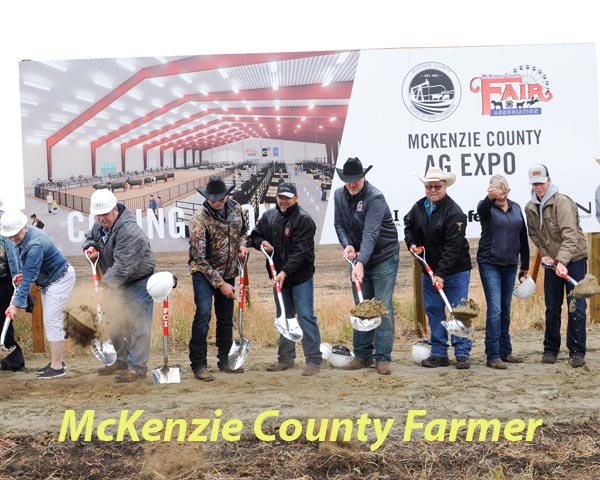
[1,246,600,479]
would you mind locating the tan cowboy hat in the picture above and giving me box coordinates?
[418,166,456,187]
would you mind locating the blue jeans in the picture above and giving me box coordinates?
[543,258,587,357]
[273,277,322,365]
[350,253,398,363]
[423,269,472,358]
[478,262,518,361]
[108,276,154,376]
[189,273,234,371]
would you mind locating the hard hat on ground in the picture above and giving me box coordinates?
[412,340,431,364]
[90,189,118,215]
[329,344,354,368]
[0,210,28,237]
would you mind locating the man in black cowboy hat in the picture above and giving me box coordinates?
[188,175,248,381]
[333,157,399,375]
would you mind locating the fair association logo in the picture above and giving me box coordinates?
[402,62,461,122]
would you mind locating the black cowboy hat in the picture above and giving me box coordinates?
[197,175,235,201]
[335,157,373,183]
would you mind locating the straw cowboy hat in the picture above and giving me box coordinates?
[335,157,373,183]
[197,175,235,201]
[418,166,456,187]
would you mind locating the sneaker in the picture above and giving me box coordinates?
[421,356,450,368]
[266,362,295,372]
[302,363,320,376]
[571,355,585,368]
[376,362,392,375]
[193,367,214,382]
[342,358,374,370]
[37,367,66,379]
[115,370,145,383]
[501,355,523,364]
[36,362,67,375]
[486,359,507,370]
[219,365,245,374]
[542,352,557,364]
[455,356,471,370]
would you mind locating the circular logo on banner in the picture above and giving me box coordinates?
[402,62,461,122]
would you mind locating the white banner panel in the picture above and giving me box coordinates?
[321,43,599,244]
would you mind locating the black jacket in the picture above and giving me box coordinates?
[250,203,315,288]
[403,195,471,278]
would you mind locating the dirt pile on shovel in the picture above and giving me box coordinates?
[574,274,600,298]
[350,298,387,319]
[451,298,480,327]
[64,305,98,346]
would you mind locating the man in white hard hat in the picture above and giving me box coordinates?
[83,189,156,382]
[1,210,76,378]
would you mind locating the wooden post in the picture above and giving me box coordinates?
[590,233,600,323]
[30,284,45,353]
[412,258,427,337]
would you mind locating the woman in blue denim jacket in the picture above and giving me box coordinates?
[0,207,25,371]
[1,210,75,379]
[477,175,529,369]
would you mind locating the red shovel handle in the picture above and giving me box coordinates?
[162,299,169,337]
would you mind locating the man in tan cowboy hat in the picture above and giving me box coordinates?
[188,175,248,381]
[404,166,473,369]
[333,157,399,375]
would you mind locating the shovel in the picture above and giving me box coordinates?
[542,261,600,312]
[152,295,181,384]
[0,276,20,361]
[344,256,382,331]
[260,245,303,342]
[85,248,117,366]
[411,247,474,338]
[228,253,253,370]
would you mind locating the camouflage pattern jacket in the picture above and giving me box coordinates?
[188,198,248,288]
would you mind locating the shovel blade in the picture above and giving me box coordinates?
[91,339,117,366]
[349,315,381,332]
[0,345,16,361]
[441,318,474,338]
[228,339,253,370]
[274,316,303,342]
[152,365,181,384]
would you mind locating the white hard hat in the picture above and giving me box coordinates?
[320,343,332,361]
[0,210,28,237]
[147,271,176,302]
[90,189,118,215]
[329,344,354,368]
[412,341,431,364]
[513,276,536,300]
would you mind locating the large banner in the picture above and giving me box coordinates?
[322,43,600,243]
[18,44,599,253]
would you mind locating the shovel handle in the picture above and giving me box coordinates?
[1,314,12,345]
[162,299,169,337]
[344,256,364,303]
[85,248,101,291]
[542,262,578,286]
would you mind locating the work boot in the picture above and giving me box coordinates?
[571,355,586,368]
[302,363,320,376]
[501,355,523,363]
[542,352,557,364]
[343,358,374,370]
[97,363,125,376]
[267,362,294,372]
[115,370,145,383]
[455,356,470,370]
[421,356,450,368]
[219,364,245,374]
[376,362,392,375]
[486,359,507,370]
[193,367,214,382]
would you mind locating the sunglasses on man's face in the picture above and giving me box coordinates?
[425,184,445,191]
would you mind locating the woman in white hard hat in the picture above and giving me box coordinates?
[477,175,530,369]
[1,210,76,379]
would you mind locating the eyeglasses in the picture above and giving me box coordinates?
[425,184,445,191]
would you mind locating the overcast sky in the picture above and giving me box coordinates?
[1,0,598,207]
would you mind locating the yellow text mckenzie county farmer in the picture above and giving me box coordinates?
[59,409,543,451]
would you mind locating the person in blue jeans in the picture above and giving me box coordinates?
[251,182,322,376]
[524,164,588,368]
[334,157,399,375]
[477,175,530,369]
[404,166,472,369]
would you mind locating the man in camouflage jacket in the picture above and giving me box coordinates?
[188,176,248,381]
